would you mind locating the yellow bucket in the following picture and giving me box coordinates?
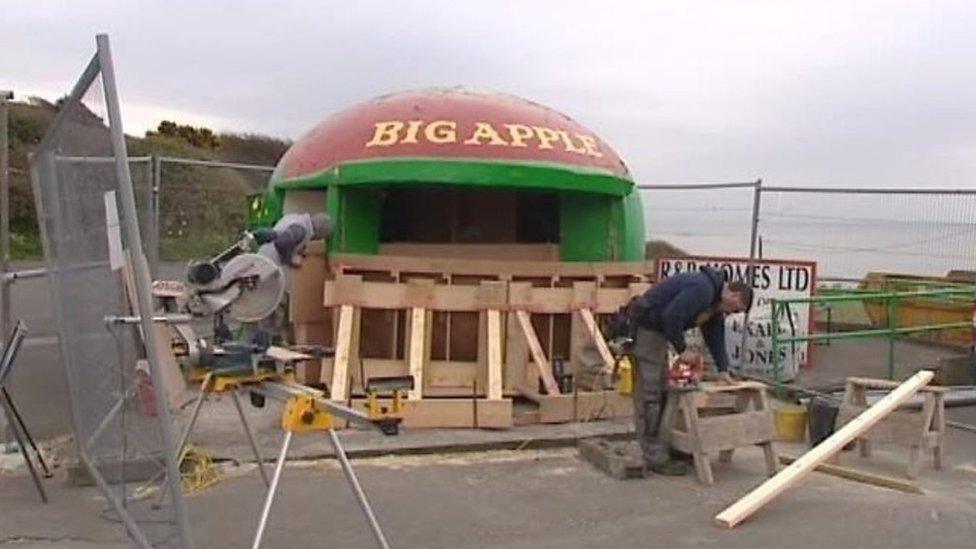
[774,406,808,442]
[615,356,634,395]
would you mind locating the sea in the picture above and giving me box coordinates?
[642,190,976,281]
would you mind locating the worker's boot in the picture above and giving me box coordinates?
[647,459,689,477]
[668,449,694,463]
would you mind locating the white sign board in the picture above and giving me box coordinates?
[656,256,818,380]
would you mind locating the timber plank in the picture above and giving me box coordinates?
[486,310,504,400]
[407,307,427,400]
[714,370,934,528]
[328,305,356,400]
[578,308,614,371]
[350,398,513,429]
[516,311,560,395]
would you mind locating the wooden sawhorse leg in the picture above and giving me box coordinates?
[678,392,714,485]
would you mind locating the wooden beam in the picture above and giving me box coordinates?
[504,311,528,392]
[328,304,356,401]
[486,310,503,400]
[778,455,923,495]
[331,252,655,280]
[715,370,934,528]
[121,257,185,409]
[578,308,614,372]
[515,310,560,395]
[350,398,513,428]
[323,275,507,311]
[408,307,427,400]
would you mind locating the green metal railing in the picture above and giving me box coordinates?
[770,287,976,382]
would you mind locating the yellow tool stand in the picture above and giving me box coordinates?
[173,367,392,549]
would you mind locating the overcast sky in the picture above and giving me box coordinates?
[3,0,975,188]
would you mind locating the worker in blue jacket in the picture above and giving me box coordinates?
[622,267,752,476]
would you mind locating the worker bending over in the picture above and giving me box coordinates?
[616,267,752,476]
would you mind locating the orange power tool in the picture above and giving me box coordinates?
[668,354,704,389]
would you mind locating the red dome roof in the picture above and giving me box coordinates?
[276,88,631,181]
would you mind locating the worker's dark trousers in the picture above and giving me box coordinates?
[631,326,670,466]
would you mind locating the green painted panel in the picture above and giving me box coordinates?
[325,183,342,251]
[259,157,646,261]
[273,157,633,197]
[618,189,646,261]
[560,193,612,262]
[336,187,381,254]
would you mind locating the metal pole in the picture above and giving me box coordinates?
[328,428,390,549]
[96,34,194,549]
[252,430,292,549]
[738,178,762,372]
[0,394,46,502]
[771,300,781,382]
[153,374,211,509]
[1,388,51,476]
[887,295,896,380]
[232,389,270,487]
[151,154,161,273]
[158,156,275,172]
[1,90,12,343]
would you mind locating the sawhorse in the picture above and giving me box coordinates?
[662,381,779,485]
[838,376,947,478]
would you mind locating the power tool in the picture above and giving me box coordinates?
[668,354,704,389]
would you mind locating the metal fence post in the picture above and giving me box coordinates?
[770,299,781,382]
[96,34,194,549]
[1,90,12,342]
[0,90,11,442]
[739,178,762,372]
[151,153,161,274]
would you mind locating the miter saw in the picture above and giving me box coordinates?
[185,232,286,324]
[155,214,395,548]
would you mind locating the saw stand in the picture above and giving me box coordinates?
[0,321,52,503]
[170,368,391,549]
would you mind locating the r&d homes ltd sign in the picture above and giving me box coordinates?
[656,256,818,381]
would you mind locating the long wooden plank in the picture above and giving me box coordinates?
[350,398,513,428]
[715,370,934,528]
[515,310,560,395]
[329,305,356,400]
[324,277,509,311]
[777,455,923,495]
[504,311,528,391]
[121,257,185,409]
[408,307,427,400]
[577,308,614,372]
[486,309,503,400]
[331,252,655,280]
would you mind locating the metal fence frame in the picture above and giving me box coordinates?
[638,180,976,380]
[148,155,274,273]
[26,34,193,548]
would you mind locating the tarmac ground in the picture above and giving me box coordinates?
[2,261,975,547]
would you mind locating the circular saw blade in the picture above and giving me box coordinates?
[221,253,286,322]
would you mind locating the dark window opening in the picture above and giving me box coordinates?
[380,187,559,244]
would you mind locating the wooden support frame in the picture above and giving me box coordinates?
[515,310,560,395]
[350,398,513,429]
[486,309,504,400]
[577,308,614,372]
[302,257,655,427]
[837,377,947,479]
[328,304,357,401]
[715,370,935,529]
[407,307,427,400]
